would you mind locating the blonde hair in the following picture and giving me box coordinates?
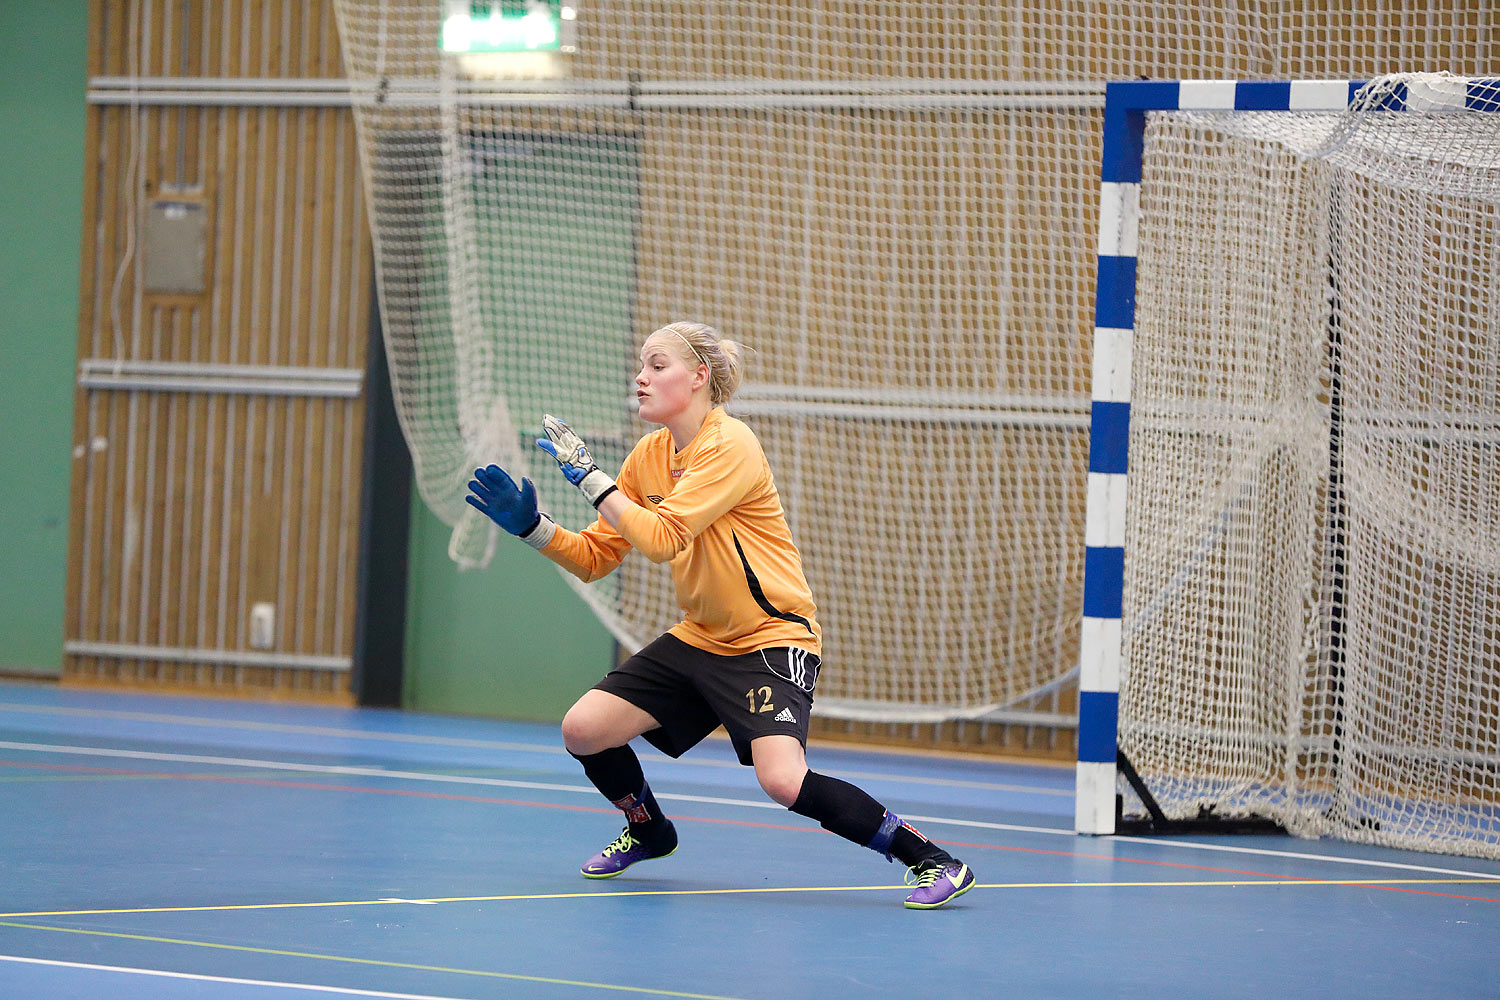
[648,321,746,405]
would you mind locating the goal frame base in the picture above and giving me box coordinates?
[1112,751,1287,837]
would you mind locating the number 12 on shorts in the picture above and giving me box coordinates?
[745,686,775,713]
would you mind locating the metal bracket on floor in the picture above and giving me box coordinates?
[1114,749,1287,836]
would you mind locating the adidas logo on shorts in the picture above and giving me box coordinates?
[774,707,797,724]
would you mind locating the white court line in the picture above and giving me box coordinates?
[4,739,1499,881]
[1112,834,1500,881]
[0,701,1066,795]
[0,954,469,999]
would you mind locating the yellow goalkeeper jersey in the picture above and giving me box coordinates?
[537,407,822,657]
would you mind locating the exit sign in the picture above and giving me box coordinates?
[441,1,577,54]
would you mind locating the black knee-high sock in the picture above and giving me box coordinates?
[790,770,950,867]
[569,745,670,838]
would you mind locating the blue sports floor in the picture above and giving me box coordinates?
[0,680,1496,999]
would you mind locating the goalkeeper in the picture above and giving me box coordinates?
[466,321,975,909]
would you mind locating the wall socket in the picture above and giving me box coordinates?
[249,602,276,650]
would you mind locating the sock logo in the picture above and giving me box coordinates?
[611,793,652,826]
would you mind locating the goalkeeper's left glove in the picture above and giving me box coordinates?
[536,413,618,508]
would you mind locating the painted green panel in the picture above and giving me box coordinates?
[0,3,88,675]
[402,495,614,720]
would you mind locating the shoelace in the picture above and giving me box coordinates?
[601,829,638,857]
[904,863,947,888]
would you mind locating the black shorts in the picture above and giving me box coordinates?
[594,633,821,766]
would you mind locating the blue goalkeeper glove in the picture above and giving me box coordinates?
[536,414,619,508]
[466,465,556,549]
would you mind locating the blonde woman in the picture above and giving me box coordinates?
[466,322,975,909]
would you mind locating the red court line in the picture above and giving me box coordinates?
[935,837,1329,881]
[0,761,1365,882]
[0,759,624,815]
[4,759,1498,903]
[1343,884,1500,904]
[1,760,163,774]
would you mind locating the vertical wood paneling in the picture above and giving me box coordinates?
[66,0,370,701]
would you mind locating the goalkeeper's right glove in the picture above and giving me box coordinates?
[465,465,556,550]
[537,414,619,508]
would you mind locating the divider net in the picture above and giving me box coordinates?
[328,2,1103,721]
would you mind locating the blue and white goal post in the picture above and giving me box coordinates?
[1072,75,1500,837]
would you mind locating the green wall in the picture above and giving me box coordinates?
[0,4,614,709]
[402,498,615,720]
[0,4,89,676]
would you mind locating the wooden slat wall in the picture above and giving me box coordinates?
[65,0,371,701]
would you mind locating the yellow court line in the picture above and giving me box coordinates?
[0,885,897,918]
[3,877,1497,919]
[0,921,749,1000]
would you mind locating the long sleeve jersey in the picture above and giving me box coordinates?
[536,407,822,657]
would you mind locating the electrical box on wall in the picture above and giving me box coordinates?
[144,199,207,294]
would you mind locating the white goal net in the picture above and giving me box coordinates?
[1121,74,1500,856]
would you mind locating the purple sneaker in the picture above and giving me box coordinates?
[904,860,975,909]
[580,824,678,879]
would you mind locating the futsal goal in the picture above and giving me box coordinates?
[1075,74,1500,859]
